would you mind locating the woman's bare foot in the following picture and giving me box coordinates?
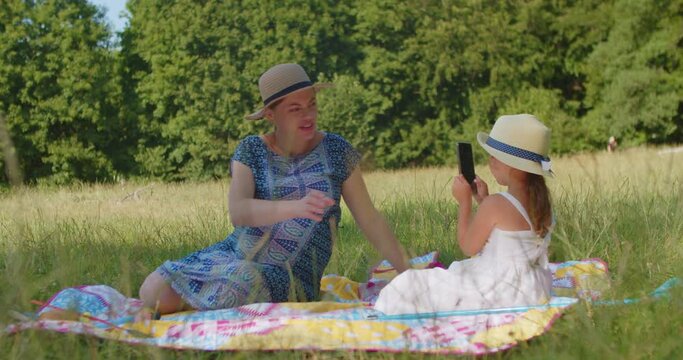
[133,307,160,323]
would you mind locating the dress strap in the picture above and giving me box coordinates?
[498,192,533,230]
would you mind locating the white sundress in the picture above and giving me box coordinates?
[374,192,553,315]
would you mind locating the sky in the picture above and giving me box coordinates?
[89,0,129,34]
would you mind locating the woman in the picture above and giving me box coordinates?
[139,63,409,314]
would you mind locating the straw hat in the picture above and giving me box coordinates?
[477,114,554,177]
[245,63,332,120]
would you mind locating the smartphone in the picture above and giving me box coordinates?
[457,142,477,192]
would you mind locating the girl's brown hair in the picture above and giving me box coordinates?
[528,174,552,237]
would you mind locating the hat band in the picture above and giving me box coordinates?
[263,80,313,106]
[486,137,550,165]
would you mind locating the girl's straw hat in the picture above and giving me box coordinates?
[477,114,554,177]
[245,63,332,120]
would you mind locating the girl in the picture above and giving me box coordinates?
[139,63,409,315]
[375,114,555,315]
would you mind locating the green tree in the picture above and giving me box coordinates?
[3,0,682,183]
[582,0,683,146]
[0,0,123,184]
[350,0,456,168]
[352,0,585,166]
[316,74,379,165]
[126,0,358,180]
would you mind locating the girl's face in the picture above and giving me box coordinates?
[264,88,318,141]
[488,156,510,186]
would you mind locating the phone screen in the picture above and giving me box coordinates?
[457,142,476,188]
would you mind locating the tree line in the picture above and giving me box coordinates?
[1,0,681,185]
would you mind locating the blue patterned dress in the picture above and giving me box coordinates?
[157,133,360,310]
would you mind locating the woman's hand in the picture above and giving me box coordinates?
[293,190,335,222]
[229,161,334,226]
[472,176,489,205]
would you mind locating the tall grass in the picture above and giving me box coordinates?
[0,146,681,359]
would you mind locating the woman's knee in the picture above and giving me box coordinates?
[139,271,187,313]
[139,272,170,304]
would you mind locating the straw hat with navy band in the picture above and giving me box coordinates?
[477,114,554,178]
[245,63,332,120]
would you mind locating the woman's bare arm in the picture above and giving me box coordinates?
[228,161,333,227]
[341,167,410,272]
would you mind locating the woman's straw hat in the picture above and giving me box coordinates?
[245,63,332,120]
[477,114,554,177]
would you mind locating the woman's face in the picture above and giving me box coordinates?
[265,88,318,141]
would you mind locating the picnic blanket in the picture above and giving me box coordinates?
[5,254,674,354]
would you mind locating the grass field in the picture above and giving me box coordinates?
[1,146,682,359]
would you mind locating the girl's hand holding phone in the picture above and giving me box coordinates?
[472,176,489,205]
[453,176,489,205]
[452,175,474,205]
